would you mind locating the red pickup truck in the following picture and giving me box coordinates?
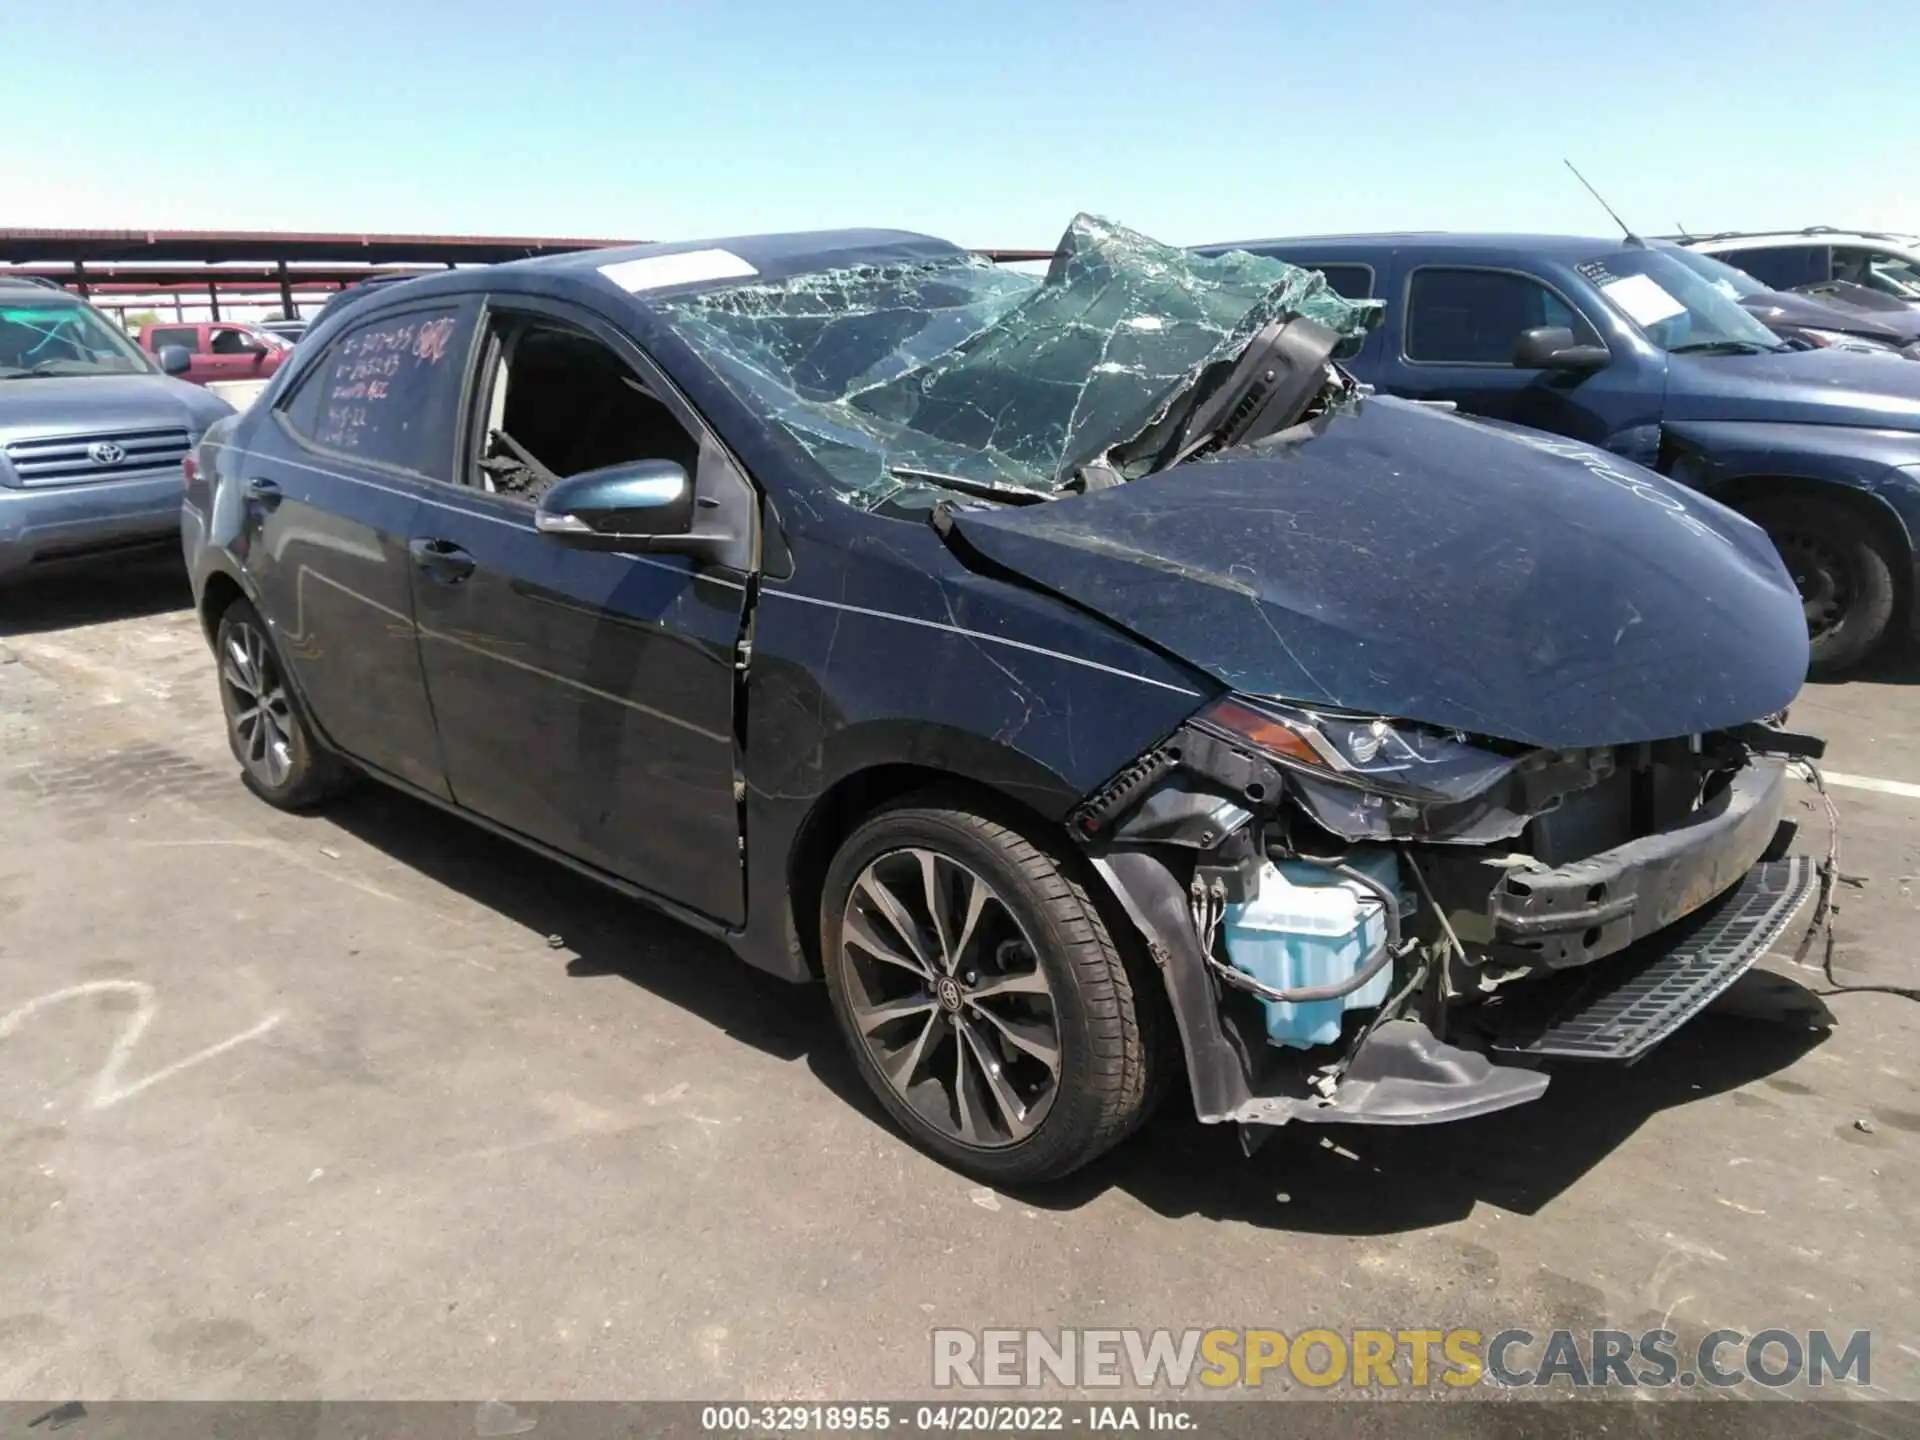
[137,321,288,387]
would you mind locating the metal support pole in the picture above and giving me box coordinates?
[277,259,294,318]
[207,281,221,322]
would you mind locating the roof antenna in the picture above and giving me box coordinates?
[1564,160,1643,247]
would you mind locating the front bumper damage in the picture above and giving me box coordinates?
[1082,717,1830,1135]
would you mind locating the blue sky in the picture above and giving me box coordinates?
[4,0,1913,250]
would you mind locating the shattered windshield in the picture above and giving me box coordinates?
[658,215,1383,510]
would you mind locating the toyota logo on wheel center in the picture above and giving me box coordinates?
[87,441,126,466]
[936,977,963,1012]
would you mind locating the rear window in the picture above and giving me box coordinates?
[147,326,199,352]
[278,304,470,475]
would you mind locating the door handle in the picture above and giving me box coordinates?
[243,477,282,507]
[408,537,476,584]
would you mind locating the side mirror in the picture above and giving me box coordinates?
[535,460,696,549]
[1513,326,1610,373]
[157,344,193,376]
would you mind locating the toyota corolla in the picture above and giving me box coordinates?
[182,216,1825,1183]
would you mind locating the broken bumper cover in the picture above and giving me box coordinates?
[1490,856,1819,1061]
[1092,837,1817,1129]
[1458,757,1791,970]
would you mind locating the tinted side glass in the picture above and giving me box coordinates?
[1305,264,1373,300]
[278,304,470,475]
[1719,246,1825,289]
[1405,268,1595,363]
[209,327,256,354]
[149,326,198,352]
[1833,247,1920,299]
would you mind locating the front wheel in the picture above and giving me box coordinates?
[1746,497,1898,676]
[214,598,354,810]
[820,799,1160,1185]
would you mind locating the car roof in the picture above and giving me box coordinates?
[1683,230,1920,250]
[0,275,75,294]
[504,228,966,290]
[1202,232,1626,256]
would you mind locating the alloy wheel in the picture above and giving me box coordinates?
[220,620,296,789]
[839,848,1061,1149]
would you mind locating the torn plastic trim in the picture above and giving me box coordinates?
[1089,847,1549,1128]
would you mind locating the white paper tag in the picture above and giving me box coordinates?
[598,249,759,293]
[1601,273,1686,327]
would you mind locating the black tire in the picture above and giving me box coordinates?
[213,597,354,810]
[1746,496,1898,675]
[820,796,1162,1185]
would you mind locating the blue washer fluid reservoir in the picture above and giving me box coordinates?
[1222,849,1403,1050]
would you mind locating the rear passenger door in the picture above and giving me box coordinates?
[1376,264,1622,442]
[239,297,479,799]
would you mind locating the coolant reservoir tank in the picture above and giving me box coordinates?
[1222,850,1402,1051]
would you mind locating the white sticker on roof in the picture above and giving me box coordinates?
[598,249,758,293]
[1600,273,1686,327]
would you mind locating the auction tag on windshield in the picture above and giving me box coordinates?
[598,249,759,293]
[1600,273,1686,327]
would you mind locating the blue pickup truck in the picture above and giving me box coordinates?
[1201,233,1920,672]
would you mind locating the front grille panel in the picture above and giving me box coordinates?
[3,427,191,487]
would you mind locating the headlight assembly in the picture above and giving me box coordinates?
[1195,695,1520,802]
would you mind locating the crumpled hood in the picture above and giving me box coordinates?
[944,396,1808,749]
[1664,347,1920,430]
[0,372,231,442]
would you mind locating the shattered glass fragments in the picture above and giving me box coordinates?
[659,214,1384,510]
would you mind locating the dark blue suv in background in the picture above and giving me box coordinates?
[1203,233,1920,671]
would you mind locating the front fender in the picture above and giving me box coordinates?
[1661,419,1920,550]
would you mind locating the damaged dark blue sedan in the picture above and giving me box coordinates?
[182,216,1826,1183]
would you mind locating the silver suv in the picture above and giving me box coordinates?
[0,280,234,579]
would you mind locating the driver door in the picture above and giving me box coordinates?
[406,294,753,925]
[1379,263,1625,444]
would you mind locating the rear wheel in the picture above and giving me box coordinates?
[214,598,353,810]
[820,798,1159,1185]
[1746,497,1898,675]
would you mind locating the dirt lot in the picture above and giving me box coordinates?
[1,554,1916,1405]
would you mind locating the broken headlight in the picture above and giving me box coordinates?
[1196,695,1526,840]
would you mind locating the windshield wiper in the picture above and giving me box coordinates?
[1669,340,1774,356]
[888,465,1050,506]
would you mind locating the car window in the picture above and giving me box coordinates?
[1303,264,1373,300]
[1717,245,1826,289]
[1404,267,1598,364]
[148,326,199,353]
[0,301,152,376]
[1832,247,1920,301]
[277,304,470,475]
[209,327,258,355]
[465,314,701,505]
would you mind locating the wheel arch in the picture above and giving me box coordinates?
[196,566,252,645]
[1708,472,1914,570]
[782,760,1068,980]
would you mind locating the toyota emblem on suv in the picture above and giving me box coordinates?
[88,441,126,466]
